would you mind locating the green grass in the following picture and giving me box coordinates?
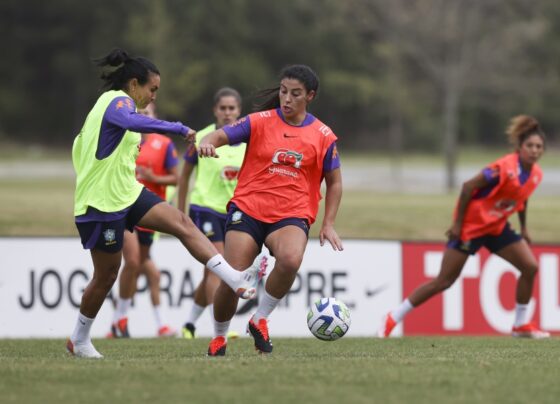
[0,337,559,404]
[1,178,559,243]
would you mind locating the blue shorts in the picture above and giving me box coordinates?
[447,222,522,255]
[135,228,155,246]
[225,203,309,250]
[76,188,163,253]
[189,207,226,242]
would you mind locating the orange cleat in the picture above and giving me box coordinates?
[247,317,273,354]
[512,323,550,339]
[377,313,397,338]
[207,336,227,356]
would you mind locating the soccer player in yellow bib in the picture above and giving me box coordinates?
[178,88,266,339]
[68,50,259,358]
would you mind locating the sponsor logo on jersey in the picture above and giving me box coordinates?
[272,149,303,168]
[221,166,240,181]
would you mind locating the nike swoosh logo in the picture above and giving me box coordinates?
[212,261,222,268]
[365,285,387,297]
[283,134,298,138]
[79,319,86,325]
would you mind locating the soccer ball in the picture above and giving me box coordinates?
[307,297,351,341]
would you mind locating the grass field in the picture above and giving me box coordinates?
[1,178,560,243]
[0,337,558,404]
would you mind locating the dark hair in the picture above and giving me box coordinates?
[94,48,160,91]
[214,87,242,106]
[253,64,320,111]
[505,115,546,148]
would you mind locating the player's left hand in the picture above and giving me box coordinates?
[320,224,343,251]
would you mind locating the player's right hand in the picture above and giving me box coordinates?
[197,143,219,158]
[185,129,196,144]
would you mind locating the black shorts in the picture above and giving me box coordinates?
[189,208,227,242]
[135,228,155,246]
[447,222,522,255]
[225,203,309,250]
[76,188,163,253]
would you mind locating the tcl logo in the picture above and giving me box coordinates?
[272,149,303,168]
[402,243,560,335]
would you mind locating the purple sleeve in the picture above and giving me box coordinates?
[182,144,198,165]
[105,97,189,137]
[482,167,499,185]
[164,142,179,170]
[322,142,341,173]
[222,116,252,144]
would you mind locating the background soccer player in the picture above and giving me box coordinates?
[108,102,178,338]
[378,115,549,339]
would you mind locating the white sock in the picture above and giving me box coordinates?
[186,303,205,325]
[253,290,281,322]
[213,320,230,338]
[71,312,95,345]
[114,298,132,322]
[514,303,529,327]
[153,305,163,329]
[391,298,414,323]
[206,254,241,292]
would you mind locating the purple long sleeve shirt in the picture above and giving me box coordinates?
[96,96,189,159]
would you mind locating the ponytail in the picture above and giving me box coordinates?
[93,48,160,91]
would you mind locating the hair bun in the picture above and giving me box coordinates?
[106,48,129,67]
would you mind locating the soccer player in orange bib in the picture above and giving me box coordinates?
[378,115,549,339]
[108,102,178,338]
[198,65,344,355]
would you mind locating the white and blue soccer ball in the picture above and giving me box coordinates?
[307,297,351,341]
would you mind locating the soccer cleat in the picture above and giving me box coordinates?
[207,336,227,356]
[512,323,550,339]
[377,312,397,338]
[235,265,259,300]
[66,339,103,359]
[182,322,196,339]
[158,325,176,338]
[247,316,273,354]
[108,317,130,338]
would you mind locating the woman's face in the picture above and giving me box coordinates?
[279,78,315,120]
[129,73,160,109]
[518,133,545,166]
[214,95,241,127]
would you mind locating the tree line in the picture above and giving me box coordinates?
[1,0,559,162]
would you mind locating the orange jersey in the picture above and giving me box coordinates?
[231,110,337,224]
[135,133,177,199]
[458,153,542,240]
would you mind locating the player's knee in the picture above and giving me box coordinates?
[523,261,539,278]
[275,254,303,276]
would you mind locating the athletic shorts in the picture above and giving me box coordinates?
[189,208,226,242]
[76,188,163,253]
[225,203,309,250]
[135,227,155,246]
[447,222,522,255]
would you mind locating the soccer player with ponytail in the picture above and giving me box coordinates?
[378,115,549,339]
[198,65,343,356]
[68,49,259,358]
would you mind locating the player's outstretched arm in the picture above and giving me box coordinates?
[197,129,229,158]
